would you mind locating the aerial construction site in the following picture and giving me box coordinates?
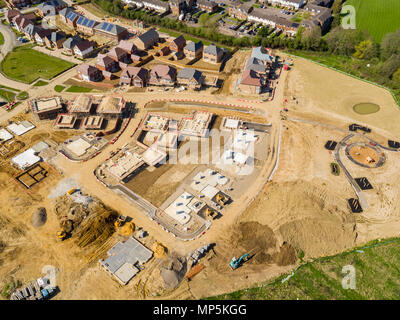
[1,42,400,301]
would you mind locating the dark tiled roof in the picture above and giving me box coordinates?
[184,41,203,52]
[177,68,202,82]
[203,44,222,56]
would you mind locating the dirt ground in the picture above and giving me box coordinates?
[2,51,400,300]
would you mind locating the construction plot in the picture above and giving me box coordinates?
[60,133,108,160]
[15,164,48,189]
[99,237,153,285]
[7,121,35,136]
[12,141,50,170]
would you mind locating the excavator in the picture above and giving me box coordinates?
[57,219,73,241]
[230,253,250,270]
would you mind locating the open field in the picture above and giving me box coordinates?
[1,45,75,84]
[346,0,400,42]
[209,237,400,300]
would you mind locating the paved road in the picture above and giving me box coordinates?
[0,23,30,91]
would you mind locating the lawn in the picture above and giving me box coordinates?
[0,32,4,45]
[0,89,16,102]
[65,85,93,93]
[208,238,400,300]
[54,85,66,92]
[346,0,400,42]
[33,80,49,87]
[1,45,75,84]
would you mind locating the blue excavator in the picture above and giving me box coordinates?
[230,253,250,270]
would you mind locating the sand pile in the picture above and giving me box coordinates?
[152,242,168,259]
[274,242,297,266]
[31,207,47,227]
[160,255,187,289]
[119,221,135,236]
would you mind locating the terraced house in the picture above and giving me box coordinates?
[268,0,305,9]
[76,16,98,35]
[227,1,253,20]
[94,22,128,42]
[142,0,170,13]
[37,0,67,17]
[197,0,218,13]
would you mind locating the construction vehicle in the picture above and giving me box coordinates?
[114,215,127,228]
[230,253,249,270]
[57,219,73,241]
[216,193,229,206]
[205,208,216,220]
[67,188,77,195]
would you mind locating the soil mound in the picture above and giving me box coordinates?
[232,221,277,264]
[31,207,47,227]
[160,255,187,289]
[274,242,297,266]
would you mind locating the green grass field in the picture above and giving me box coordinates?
[0,32,4,45]
[346,0,400,42]
[65,85,92,93]
[208,238,400,300]
[1,45,75,84]
[54,85,66,93]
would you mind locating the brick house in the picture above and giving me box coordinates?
[96,54,119,72]
[77,64,102,82]
[197,0,217,13]
[203,44,223,64]
[184,41,203,60]
[120,67,148,87]
[73,40,95,58]
[149,64,177,86]
[177,68,203,88]
[169,35,186,52]
[94,22,128,42]
[62,35,83,55]
[133,28,159,50]
[76,16,98,35]
[44,31,67,49]
[107,47,131,64]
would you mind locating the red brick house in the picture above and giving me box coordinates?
[169,35,186,52]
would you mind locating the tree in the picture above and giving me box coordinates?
[301,27,321,50]
[381,29,400,60]
[331,0,343,28]
[353,40,378,60]
[393,68,400,84]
